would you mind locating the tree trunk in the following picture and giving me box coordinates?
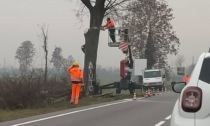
[44,49,48,83]
[84,31,99,95]
[83,8,105,95]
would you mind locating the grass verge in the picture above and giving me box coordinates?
[0,89,139,123]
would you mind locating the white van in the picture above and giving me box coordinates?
[143,69,165,90]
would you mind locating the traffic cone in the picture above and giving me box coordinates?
[144,90,148,98]
[147,89,150,97]
[133,92,137,100]
[148,89,152,97]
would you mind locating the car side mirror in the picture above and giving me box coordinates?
[172,82,186,93]
[171,81,176,86]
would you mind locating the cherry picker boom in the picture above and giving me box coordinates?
[96,27,143,94]
[82,26,144,95]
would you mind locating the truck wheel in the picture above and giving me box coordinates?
[116,88,121,94]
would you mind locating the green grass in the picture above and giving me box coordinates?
[0,89,138,123]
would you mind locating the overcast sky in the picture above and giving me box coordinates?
[0,0,210,69]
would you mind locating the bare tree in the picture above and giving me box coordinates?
[15,41,36,75]
[38,24,49,83]
[75,0,129,93]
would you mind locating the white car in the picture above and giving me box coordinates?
[171,52,210,126]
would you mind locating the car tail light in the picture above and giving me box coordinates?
[182,86,202,112]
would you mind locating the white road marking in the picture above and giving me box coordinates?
[11,100,130,126]
[155,121,165,126]
[123,99,133,101]
[165,115,171,120]
[137,98,143,100]
[124,98,143,101]
[154,115,171,126]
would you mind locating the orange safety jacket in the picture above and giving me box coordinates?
[67,66,83,84]
[103,19,115,29]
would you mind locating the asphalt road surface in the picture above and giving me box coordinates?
[0,92,179,126]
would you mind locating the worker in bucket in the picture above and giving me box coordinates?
[102,17,116,43]
[67,61,84,105]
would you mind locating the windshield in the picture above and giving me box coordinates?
[144,71,161,78]
[199,57,210,84]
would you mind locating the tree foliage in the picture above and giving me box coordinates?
[15,41,36,74]
[63,55,75,69]
[50,47,64,71]
[121,0,180,68]
[50,47,75,83]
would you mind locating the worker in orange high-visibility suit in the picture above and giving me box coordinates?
[102,17,116,42]
[67,61,83,105]
[183,75,190,83]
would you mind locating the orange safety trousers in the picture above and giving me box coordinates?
[70,83,82,104]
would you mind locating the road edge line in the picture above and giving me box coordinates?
[155,121,165,126]
[11,100,130,126]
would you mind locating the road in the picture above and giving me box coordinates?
[0,92,179,126]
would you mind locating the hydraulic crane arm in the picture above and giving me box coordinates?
[128,45,133,69]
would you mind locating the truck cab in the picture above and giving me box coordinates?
[143,69,165,90]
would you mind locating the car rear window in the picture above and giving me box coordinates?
[199,57,210,84]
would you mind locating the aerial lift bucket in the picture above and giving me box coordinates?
[107,27,130,47]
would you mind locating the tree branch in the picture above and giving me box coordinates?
[105,0,117,10]
[81,0,93,10]
[105,0,112,8]
[105,0,128,10]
